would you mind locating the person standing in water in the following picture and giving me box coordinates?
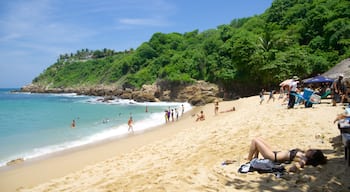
[128,116,134,133]
[181,104,185,116]
[71,119,76,128]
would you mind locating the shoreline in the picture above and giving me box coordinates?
[0,92,193,168]
[0,105,201,191]
[1,95,349,191]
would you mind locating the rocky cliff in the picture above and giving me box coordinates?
[20,81,220,106]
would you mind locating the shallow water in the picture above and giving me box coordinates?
[0,88,191,167]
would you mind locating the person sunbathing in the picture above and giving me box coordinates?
[220,106,236,113]
[246,137,327,172]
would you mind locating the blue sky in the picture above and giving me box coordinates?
[0,0,273,88]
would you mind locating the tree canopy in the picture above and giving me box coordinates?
[33,0,350,96]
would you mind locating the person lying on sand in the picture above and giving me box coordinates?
[220,106,236,113]
[246,137,327,172]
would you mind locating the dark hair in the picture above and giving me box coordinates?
[305,149,327,166]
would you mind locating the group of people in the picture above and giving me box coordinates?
[195,101,236,122]
[73,74,343,173]
[261,76,301,108]
[267,74,348,109]
[165,104,185,123]
[259,89,276,105]
[242,75,349,172]
[127,104,186,134]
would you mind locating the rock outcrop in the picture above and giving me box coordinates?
[6,158,24,166]
[20,81,220,106]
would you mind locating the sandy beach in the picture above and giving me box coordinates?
[0,95,349,192]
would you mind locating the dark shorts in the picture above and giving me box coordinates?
[333,92,341,103]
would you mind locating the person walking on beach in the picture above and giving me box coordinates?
[165,110,169,123]
[214,100,219,115]
[128,116,134,133]
[288,76,299,109]
[331,74,345,106]
[181,104,185,116]
[259,89,265,105]
[267,90,275,103]
[167,108,171,121]
[175,108,179,121]
[171,109,174,122]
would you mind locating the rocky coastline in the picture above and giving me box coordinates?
[19,81,221,106]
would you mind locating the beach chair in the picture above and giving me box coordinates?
[320,89,331,99]
[291,88,320,108]
[338,118,350,134]
[337,108,350,134]
[337,108,350,166]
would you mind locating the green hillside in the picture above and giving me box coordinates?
[32,0,350,95]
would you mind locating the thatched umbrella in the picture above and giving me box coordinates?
[322,58,350,86]
[323,58,350,79]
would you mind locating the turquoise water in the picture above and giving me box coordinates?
[0,88,191,167]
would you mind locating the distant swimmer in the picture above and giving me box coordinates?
[128,116,134,133]
[102,119,109,124]
[71,119,76,128]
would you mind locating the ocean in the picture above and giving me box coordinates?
[0,88,191,167]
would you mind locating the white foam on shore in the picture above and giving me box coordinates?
[0,101,192,168]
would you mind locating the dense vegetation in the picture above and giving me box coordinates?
[33,0,350,96]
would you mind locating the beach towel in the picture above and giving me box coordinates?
[238,158,286,175]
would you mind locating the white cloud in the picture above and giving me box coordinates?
[0,33,22,42]
[119,17,169,26]
[112,0,175,28]
[0,0,98,55]
[1,0,52,38]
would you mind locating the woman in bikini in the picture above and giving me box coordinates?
[246,137,327,172]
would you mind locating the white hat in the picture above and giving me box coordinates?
[339,73,344,78]
[292,76,299,80]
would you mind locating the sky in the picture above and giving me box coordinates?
[0,0,273,88]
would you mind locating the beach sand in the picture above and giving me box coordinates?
[0,95,349,191]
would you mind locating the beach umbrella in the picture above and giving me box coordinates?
[322,58,350,79]
[302,75,334,84]
[279,79,292,87]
